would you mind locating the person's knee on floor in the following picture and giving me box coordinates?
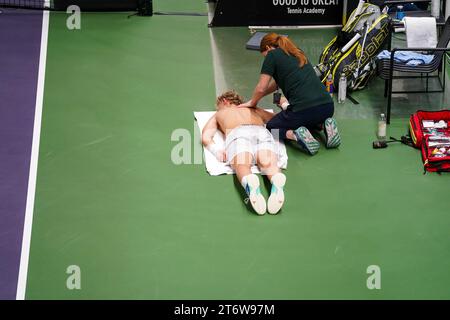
[267,123,288,141]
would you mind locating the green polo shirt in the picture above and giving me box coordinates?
[261,48,332,111]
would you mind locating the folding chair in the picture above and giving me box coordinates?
[377,16,450,124]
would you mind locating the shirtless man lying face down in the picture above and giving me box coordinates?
[201,90,287,215]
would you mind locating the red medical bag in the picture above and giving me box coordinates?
[409,110,450,173]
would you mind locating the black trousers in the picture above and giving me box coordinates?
[266,102,334,139]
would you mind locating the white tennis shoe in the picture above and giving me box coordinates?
[267,173,286,214]
[244,174,266,215]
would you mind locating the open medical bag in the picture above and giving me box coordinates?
[409,110,450,173]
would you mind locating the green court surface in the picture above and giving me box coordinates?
[25,3,450,299]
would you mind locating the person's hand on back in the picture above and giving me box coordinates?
[237,100,256,108]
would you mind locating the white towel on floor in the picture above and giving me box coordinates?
[404,17,437,49]
[194,111,288,176]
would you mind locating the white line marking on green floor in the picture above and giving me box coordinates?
[16,10,49,301]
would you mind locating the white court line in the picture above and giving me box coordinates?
[16,10,49,300]
[207,2,227,96]
[208,28,228,96]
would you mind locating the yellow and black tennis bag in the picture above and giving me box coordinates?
[316,2,390,91]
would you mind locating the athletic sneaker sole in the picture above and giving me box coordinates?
[268,173,286,215]
[324,117,341,149]
[245,174,266,215]
[294,126,320,155]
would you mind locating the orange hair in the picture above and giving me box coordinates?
[260,32,308,68]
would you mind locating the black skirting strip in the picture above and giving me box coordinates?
[346,94,359,105]
[153,11,207,16]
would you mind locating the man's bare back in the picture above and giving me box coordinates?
[215,106,268,136]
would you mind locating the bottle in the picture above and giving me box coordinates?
[396,5,405,20]
[326,74,334,97]
[338,73,347,104]
[378,113,387,141]
[313,64,322,77]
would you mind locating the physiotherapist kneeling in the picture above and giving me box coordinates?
[237,33,341,155]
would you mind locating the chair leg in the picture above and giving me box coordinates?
[444,54,447,91]
[387,54,395,125]
[387,78,392,124]
[438,66,444,92]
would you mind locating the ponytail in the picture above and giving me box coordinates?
[260,33,308,68]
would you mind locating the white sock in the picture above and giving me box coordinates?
[270,173,286,187]
[241,174,251,189]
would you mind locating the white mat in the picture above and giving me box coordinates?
[194,111,288,176]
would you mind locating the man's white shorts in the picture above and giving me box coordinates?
[225,125,276,164]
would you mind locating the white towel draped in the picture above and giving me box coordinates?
[404,17,437,49]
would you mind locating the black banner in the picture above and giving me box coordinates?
[54,0,139,11]
[0,300,446,318]
[210,0,344,27]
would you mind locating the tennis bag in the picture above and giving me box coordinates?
[316,2,390,91]
[409,110,450,173]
